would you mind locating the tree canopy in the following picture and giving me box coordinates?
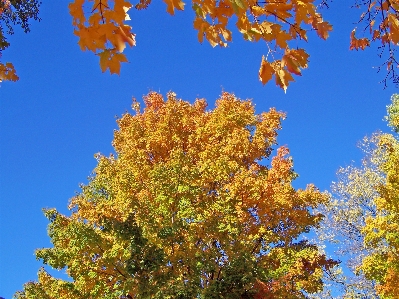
[14,92,337,299]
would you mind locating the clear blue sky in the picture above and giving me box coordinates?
[0,1,397,298]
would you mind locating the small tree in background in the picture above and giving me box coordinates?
[360,96,399,298]
[317,94,399,299]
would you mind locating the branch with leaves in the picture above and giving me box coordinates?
[69,0,332,91]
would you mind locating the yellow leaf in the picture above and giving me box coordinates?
[275,68,294,93]
[220,28,232,42]
[282,55,301,75]
[251,6,264,17]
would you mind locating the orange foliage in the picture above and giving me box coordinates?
[69,0,332,90]
[15,92,337,298]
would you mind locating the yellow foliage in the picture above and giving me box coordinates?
[15,92,336,298]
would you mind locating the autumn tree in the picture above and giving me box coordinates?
[360,95,399,298]
[316,94,399,299]
[0,0,40,82]
[15,92,336,299]
[316,134,383,299]
[67,0,399,90]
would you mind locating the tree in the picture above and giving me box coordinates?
[316,134,384,299]
[360,95,399,298]
[68,0,399,90]
[0,0,40,82]
[15,91,337,299]
[316,94,399,299]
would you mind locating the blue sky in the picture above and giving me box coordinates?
[0,1,397,298]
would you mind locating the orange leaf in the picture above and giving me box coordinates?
[315,21,332,40]
[163,0,185,15]
[115,25,136,52]
[275,68,294,93]
[282,49,309,76]
[98,51,127,74]
[259,56,274,85]
[109,53,128,74]
[98,50,112,72]
[350,29,370,50]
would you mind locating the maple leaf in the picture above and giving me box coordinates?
[98,50,128,74]
[309,15,333,40]
[231,0,246,14]
[259,56,274,85]
[163,0,185,15]
[98,50,111,72]
[251,6,264,17]
[350,29,370,50]
[275,29,292,48]
[275,67,294,93]
[67,0,338,88]
[69,0,85,25]
[193,17,209,43]
[282,48,309,76]
[135,0,152,10]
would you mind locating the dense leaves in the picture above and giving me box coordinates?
[15,92,336,299]
[0,0,40,82]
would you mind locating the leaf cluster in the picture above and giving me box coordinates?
[69,0,332,90]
